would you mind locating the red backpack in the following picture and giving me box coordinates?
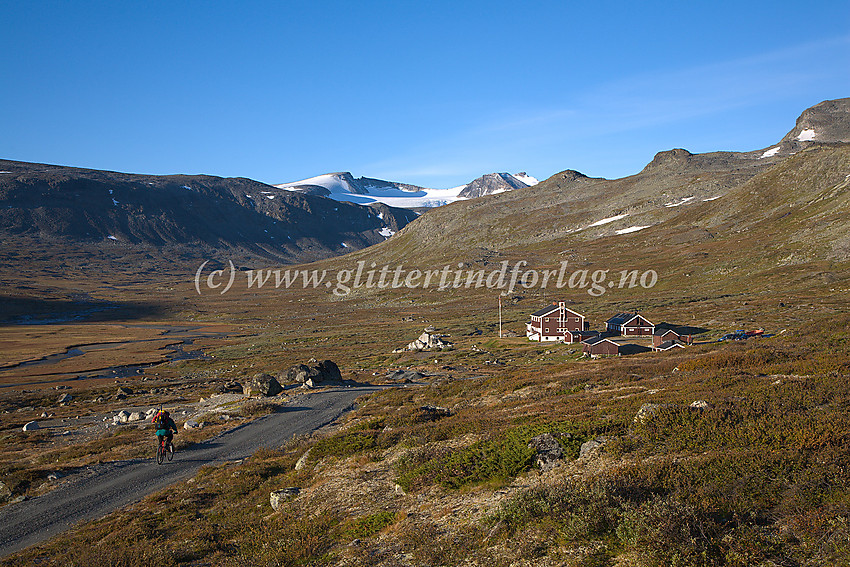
[152,410,165,429]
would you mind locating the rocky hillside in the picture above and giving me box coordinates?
[352,98,850,272]
[0,160,415,264]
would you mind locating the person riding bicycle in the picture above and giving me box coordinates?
[153,410,178,449]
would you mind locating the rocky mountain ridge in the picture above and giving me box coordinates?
[0,160,415,264]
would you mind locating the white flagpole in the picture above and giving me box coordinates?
[499,295,503,338]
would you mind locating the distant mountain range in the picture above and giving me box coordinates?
[275,171,538,209]
[0,161,416,264]
[2,98,847,271]
[340,98,850,274]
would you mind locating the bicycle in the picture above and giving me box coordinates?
[156,435,174,464]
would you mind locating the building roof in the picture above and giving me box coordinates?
[531,303,584,318]
[582,336,617,346]
[655,340,685,351]
[606,312,635,325]
[653,327,680,337]
[607,312,653,327]
[531,304,560,317]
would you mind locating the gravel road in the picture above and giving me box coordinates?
[0,385,381,558]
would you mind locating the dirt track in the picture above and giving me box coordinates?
[0,385,381,558]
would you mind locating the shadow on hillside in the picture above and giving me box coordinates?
[0,296,166,325]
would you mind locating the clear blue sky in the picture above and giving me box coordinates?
[2,1,849,188]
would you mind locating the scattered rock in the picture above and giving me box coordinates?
[401,329,453,352]
[218,381,244,394]
[690,400,709,409]
[115,393,127,401]
[245,373,283,397]
[183,420,203,429]
[286,360,343,388]
[57,393,73,405]
[578,437,609,461]
[0,481,11,503]
[269,487,300,510]
[294,449,311,471]
[304,378,316,389]
[47,471,64,481]
[22,421,40,432]
[386,369,425,382]
[116,386,133,395]
[528,433,563,472]
[419,405,452,420]
[634,403,675,424]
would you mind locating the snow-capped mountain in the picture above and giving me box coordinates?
[275,171,537,209]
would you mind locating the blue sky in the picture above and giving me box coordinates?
[2,1,849,188]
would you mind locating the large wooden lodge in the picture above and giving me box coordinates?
[526,301,590,342]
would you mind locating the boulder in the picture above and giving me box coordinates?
[184,420,203,429]
[286,360,343,388]
[528,433,563,472]
[405,330,453,351]
[690,400,709,409]
[578,437,608,461]
[304,378,316,389]
[113,410,131,424]
[22,421,39,432]
[633,403,675,424]
[245,373,283,397]
[386,369,425,382]
[57,393,73,405]
[218,381,244,394]
[269,487,300,511]
[116,386,133,395]
[128,411,144,422]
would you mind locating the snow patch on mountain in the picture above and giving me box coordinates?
[588,214,628,227]
[664,196,695,207]
[616,225,650,235]
[797,128,817,141]
[761,146,781,158]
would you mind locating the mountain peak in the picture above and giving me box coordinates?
[780,97,850,145]
[457,172,532,199]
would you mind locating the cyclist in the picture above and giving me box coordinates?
[154,410,178,451]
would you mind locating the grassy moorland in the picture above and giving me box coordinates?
[0,143,849,565]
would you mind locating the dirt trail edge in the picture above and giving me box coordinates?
[0,385,383,558]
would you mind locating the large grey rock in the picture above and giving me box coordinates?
[286,360,343,387]
[245,373,283,397]
[57,393,73,405]
[269,487,300,510]
[386,369,425,382]
[114,410,131,424]
[22,421,39,432]
[578,437,608,461]
[528,433,563,472]
[405,330,452,351]
[128,411,144,422]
